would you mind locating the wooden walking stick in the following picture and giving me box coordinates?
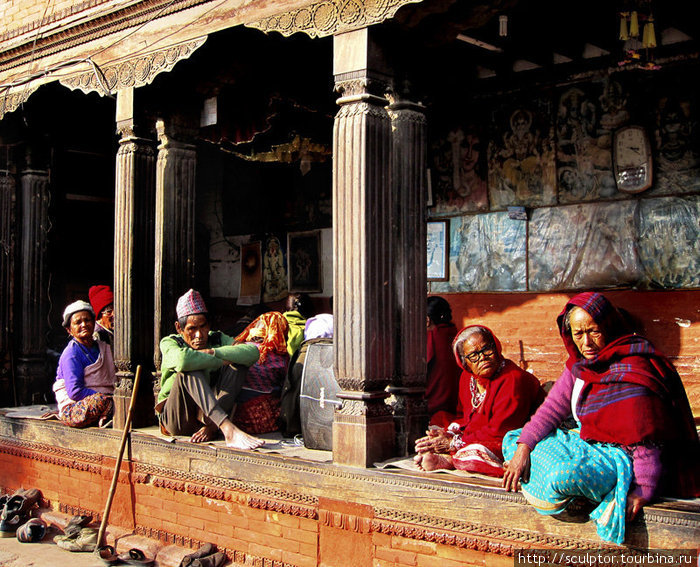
[96,365,143,549]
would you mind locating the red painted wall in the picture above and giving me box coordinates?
[437,290,700,414]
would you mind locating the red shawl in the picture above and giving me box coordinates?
[434,325,545,458]
[559,292,700,497]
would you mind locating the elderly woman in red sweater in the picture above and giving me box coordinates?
[414,325,544,477]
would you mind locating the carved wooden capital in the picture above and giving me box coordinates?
[246,0,424,38]
[59,37,207,96]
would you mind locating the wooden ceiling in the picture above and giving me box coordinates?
[394,0,699,86]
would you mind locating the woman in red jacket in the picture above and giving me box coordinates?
[414,325,544,477]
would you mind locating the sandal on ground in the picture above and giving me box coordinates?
[118,548,154,566]
[96,544,121,566]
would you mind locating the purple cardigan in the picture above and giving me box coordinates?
[518,367,661,502]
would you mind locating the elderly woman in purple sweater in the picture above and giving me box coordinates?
[53,300,116,428]
[502,292,699,545]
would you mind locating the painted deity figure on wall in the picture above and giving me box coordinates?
[555,81,626,203]
[488,103,556,209]
[262,235,288,302]
[429,125,488,215]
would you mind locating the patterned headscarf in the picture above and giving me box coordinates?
[235,312,289,363]
[556,291,629,370]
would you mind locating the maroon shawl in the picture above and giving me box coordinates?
[558,292,700,497]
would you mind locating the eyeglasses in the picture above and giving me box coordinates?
[101,307,114,316]
[463,343,496,363]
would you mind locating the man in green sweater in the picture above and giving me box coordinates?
[157,289,264,449]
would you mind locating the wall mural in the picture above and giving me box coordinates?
[487,99,557,209]
[638,196,700,288]
[556,79,627,203]
[427,71,700,292]
[652,91,700,196]
[428,125,489,215]
[431,212,526,293]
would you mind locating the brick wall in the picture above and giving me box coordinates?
[439,290,700,413]
[0,449,520,567]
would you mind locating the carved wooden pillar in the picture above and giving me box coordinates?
[113,87,156,429]
[387,91,429,456]
[332,28,396,467]
[16,163,50,404]
[0,169,17,404]
[154,118,196,373]
[0,171,15,359]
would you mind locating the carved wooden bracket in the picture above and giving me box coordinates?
[246,0,424,38]
[0,84,39,120]
[59,36,207,95]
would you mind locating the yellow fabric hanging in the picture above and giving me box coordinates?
[643,16,657,48]
[629,11,639,38]
[619,13,629,41]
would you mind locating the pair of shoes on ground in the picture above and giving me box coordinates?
[54,526,98,552]
[97,545,154,566]
[180,543,227,567]
[0,488,43,537]
[63,514,93,538]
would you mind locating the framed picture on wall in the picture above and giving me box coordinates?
[287,230,323,293]
[238,241,262,306]
[427,220,449,281]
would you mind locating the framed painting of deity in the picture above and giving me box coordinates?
[287,230,322,293]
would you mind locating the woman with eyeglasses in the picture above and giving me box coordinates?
[501,292,700,544]
[414,325,545,477]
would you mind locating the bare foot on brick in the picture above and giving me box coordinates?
[190,422,218,443]
[417,453,454,471]
[220,419,265,450]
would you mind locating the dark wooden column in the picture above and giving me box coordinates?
[16,156,50,404]
[153,117,196,372]
[113,87,156,428]
[0,171,15,361]
[332,28,396,467]
[0,169,17,405]
[387,90,429,456]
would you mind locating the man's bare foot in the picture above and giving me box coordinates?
[191,423,218,443]
[220,419,265,450]
[419,453,454,471]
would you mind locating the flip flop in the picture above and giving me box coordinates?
[117,548,154,566]
[96,544,121,565]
